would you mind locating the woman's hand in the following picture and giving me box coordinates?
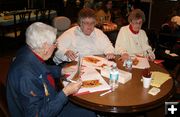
[146,50,155,61]
[147,53,155,61]
[106,53,115,60]
[65,50,78,61]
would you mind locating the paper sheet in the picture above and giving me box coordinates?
[101,68,132,84]
[82,55,115,70]
[169,53,179,57]
[77,68,111,94]
[132,57,150,69]
[62,65,78,86]
[151,71,171,87]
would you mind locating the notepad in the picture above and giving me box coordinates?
[76,68,111,94]
[151,71,171,87]
[101,68,132,84]
[132,57,150,69]
[148,87,161,96]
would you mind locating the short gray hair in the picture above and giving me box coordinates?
[26,22,57,49]
[78,8,96,24]
[128,9,146,23]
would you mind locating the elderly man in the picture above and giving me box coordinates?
[115,9,155,61]
[6,22,96,117]
[53,8,115,65]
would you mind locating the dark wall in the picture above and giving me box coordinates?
[150,0,179,32]
[0,0,179,32]
[0,0,26,11]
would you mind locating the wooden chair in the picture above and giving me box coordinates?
[34,9,51,24]
[0,83,10,117]
[0,57,12,117]
[1,11,32,51]
[4,10,32,39]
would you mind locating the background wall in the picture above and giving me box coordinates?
[0,0,179,32]
[150,0,179,32]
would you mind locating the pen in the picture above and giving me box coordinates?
[63,78,77,83]
[100,90,112,96]
[68,79,77,83]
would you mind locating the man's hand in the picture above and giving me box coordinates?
[106,53,115,60]
[62,80,82,96]
[65,50,78,61]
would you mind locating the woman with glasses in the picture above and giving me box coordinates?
[115,9,155,61]
[53,8,115,65]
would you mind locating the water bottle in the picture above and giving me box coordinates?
[109,63,119,91]
[125,57,132,70]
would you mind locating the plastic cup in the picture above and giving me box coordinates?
[142,76,152,88]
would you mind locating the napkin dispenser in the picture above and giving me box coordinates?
[101,68,132,84]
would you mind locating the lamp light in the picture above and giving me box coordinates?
[76,0,81,6]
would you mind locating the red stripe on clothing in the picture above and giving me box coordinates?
[129,24,139,34]
[47,74,55,89]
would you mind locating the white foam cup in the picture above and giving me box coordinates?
[142,76,152,88]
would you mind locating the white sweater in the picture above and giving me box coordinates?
[53,26,114,64]
[115,25,154,57]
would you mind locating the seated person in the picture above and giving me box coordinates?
[115,9,155,61]
[53,8,115,65]
[171,16,180,27]
[170,3,180,33]
[6,22,96,117]
[161,4,180,35]
[161,16,180,34]
[95,0,113,24]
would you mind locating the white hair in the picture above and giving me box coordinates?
[26,22,57,49]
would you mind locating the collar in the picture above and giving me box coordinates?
[31,49,44,63]
[129,24,139,34]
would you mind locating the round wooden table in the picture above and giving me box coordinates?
[69,56,175,114]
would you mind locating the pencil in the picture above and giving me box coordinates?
[100,90,112,96]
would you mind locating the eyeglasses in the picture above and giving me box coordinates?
[131,20,143,25]
[81,21,96,26]
[52,41,58,46]
[49,40,58,49]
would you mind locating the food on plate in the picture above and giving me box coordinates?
[99,64,107,68]
[132,58,139,65]
[82,80,102,88]
[103,23,117,31]
[83,57,100,64]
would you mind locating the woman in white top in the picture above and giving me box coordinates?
[115,9,155,61]
[53,8,115,64]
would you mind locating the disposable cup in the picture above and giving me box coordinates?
[142,76,152,88]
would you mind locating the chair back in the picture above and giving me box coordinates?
[53,16,71,36]
[0,83,10,117]
[12,10,32,38]
[35,9,51,24]
[13,11,32,25]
